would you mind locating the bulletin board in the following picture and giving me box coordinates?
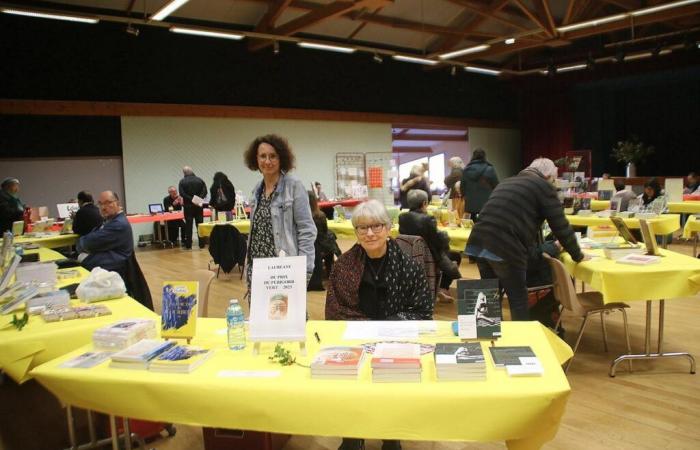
[335,153,366,199]
[365,152,395,206]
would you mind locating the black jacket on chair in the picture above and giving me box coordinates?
[209,224,246,274]
[209,179,236,212]
[122,253,154,311]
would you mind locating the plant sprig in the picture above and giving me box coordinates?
[268,344,309,368]
[11,313,29,331]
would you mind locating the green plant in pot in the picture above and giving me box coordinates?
[611,136,654,177]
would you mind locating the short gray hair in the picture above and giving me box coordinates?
[409,164,423,177]
[351,200,392,228]
[182,166,194,176]
[448,157,465,169]
[528,158,558,179]
[407,189,428,210]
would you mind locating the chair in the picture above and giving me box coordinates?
[193,269,215,318]
[208,224,246,278]
[121,253,155,311]
[394,234,441,303]
[543,253,632,374]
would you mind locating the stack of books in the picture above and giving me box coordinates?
[616,253,660,265]
[92,318,157,350]
[310,346,365,379]
[149,345,213,373]
[371,342,421,382]
[489,346,543,377]
[434,343,486,381]
[109,339,176,370]
[15,262,57,285]
[41,304,112,322]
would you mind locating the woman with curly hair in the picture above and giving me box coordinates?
[244,134,316,285]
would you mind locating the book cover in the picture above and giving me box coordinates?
[60,351,113,369]
[311,346,365,370]
[456,279,501,340]
[616,254,660,265]
[434,343,485,365]
[371,342,421,367]
[161,281,199,340]
[488,346,536,367]
[149,345,213,373]
[111,339,176,363]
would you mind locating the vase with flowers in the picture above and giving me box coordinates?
[611,136,654,177]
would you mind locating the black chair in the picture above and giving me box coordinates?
[121,253,154,311]
[208,224,246,278]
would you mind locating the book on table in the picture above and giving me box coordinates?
[456,279,501,340]
[371,342,421,382]
[109,339,177,370]
[60,351,114,369]
[488,346,543,376]
[434,342,486,381]
[311,346,365,379]
[93,318,158,350]
[149,345,213,373]
[161,281,199,340]
[615,253,661,265]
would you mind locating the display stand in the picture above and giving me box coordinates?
[234,199,247,220]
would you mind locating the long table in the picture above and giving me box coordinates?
[589,200,700,214]
[682,215,700,256]
[32,319,572,450]
[198,219,251,238]
[14,233,79,249]
[566,214,681,236]
[561,248,700,376]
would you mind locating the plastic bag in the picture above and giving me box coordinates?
[76,267,127,303]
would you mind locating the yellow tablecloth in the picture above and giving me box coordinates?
[0,297,156,384]
[328,220,471,253]
[198,220,251,238]
[15,233,79,249]
[32,320,571,450]
[566,214,680,235]
[590,200,610,211]
[668,201,700,214]
[24,247,66,262]
[682,215,700,240]
[561,248,700,303]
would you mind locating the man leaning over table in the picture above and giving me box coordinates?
[163,185,184,244]
[77,190,133,275]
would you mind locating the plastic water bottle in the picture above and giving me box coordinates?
[226,299,246,351]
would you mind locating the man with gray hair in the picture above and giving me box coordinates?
[0,177,24,233]
[465,158,585,321]
[178,166,207,249]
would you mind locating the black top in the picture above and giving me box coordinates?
[246,190,277,284]
[400,177,431,209]
[209,179,236,211]
[0,190,24,233]
[358,253,389,320]
[398,210,449,260]
[72,203,103,236]
[467,167,583,270]
[163,195,182,211]
[460,159,499,214]
[178,174,207,206]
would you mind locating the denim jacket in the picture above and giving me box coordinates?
[249,173,317,276]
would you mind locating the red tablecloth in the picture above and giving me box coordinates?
[127,209,212,224]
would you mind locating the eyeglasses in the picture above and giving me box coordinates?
[258,153,279,161]
[355,223,385,235]
[98,200,116,207]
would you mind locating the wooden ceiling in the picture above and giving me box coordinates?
[3,0,700,76]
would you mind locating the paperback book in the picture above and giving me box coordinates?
[60,351,114,369]
[371,342,421,382]
[488,346,543,376]
[110,339,177,370]
[93,318,157,350]
[456,279,501,340]
[311,346,365,379]
[434,343,486,381]
[149,345,213,373]
[161,281,199,340]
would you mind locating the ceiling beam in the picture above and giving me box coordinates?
[392,146,434,153]
[255,0,293,33]
[600,0,640,10]
[391,134,467,141]
[510,0,553,37]
[433,0,513,53]
[562,0,577,26]
[447,0,530,32]
[249,0,392,51]
[534,0,557,36]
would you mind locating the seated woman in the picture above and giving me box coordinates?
[325,199,433,450]
[398,189,462,302]
[639,177,668,213]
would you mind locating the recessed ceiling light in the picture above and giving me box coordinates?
[151,0,189,21]
[1,8,98,23]
[505,38,516,45]
[439,44,490,60]
[298,42,356,53]
[170,27,243,40]
[392,55,438,65]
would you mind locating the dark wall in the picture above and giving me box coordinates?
[0,15,516,120]
[572,66,700,177]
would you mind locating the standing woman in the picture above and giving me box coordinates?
[209,172,236,221]
[244,134,317,286]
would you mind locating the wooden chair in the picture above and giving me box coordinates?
[543,253,633,374]
[193,269,215,318]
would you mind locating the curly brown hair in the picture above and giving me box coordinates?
[243,134,296,173]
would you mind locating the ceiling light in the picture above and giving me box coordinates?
[505,38,516,45]
[126,24,140,36]
[557,14,626,33]
[624,51,652,61]
[1,8,98,23]
[298,42,356,53]
[392,55,438,65]
[630,0,700,17]
[557,64,587,73]
[273,41,280,55]
[170,27,243,40]
[439,44,490,60]
[464,66,501,76]
[151,0,189,21]
[372,53,383,63]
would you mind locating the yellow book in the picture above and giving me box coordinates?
[161,281,199,340]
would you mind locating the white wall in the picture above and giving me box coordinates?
[121,116,392,238]
[468,127,521,179]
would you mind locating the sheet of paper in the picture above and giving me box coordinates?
[192,195,204,207]
[342,321,436,340]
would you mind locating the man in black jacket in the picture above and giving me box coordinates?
[178,166,207,249]
[466,158,586,321]
[0,177,24,233]
[460,148,499,220]
[163,186,184,244]
[72,191,103,236]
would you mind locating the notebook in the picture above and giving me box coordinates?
[148,203,164,214]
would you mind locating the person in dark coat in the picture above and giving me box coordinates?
[209,172,236,220]
[163,185,184,244]
[77,191,133,274]
[466,158,586,321]
[0,177,25,233]
[400,164,431,209]
[178,166,207,249]
[460,148,499,220]
[72,190,103,236]
[398,189,461,302]
[308,191,340,291]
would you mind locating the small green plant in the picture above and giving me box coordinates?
[11,313,29,331]
[268,344,309,367]
[611,136,654,165]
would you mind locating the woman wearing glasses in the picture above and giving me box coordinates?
[244,134,317,285]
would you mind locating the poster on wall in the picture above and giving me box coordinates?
[335,153,366,199]
[365,152,395,206]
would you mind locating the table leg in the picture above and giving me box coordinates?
[123,418,132,450]
[66,405,77,449]
[609,300,696,376]
[661,234,668,249]
[109,415,119,450]
[62,406,124,450]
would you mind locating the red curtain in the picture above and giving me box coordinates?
[520,90,573,167]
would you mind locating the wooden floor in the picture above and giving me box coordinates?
[135,238,700,450]
[2,238,699,450]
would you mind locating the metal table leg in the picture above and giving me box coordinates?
[609,300,697,376]
[63,406,118,450]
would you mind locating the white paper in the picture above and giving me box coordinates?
[347,167,357,176]
[506,357,544,376]
[192,195,204,207]
[457,314,477,340]
[342,321,436,340]
[218,370,281,378]
[665,178,684,203]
